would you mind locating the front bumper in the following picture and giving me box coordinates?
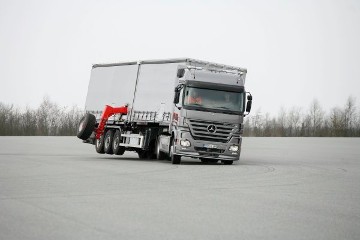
[175,131,242,161]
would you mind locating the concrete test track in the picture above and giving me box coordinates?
[0,137,359,240]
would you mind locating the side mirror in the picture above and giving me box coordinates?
[177,68,185,78]
[245,93,252,113]
[174,90,180,104]
[173,85,183,104]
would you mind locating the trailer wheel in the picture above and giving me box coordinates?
[95,135,105,154]
[77,113,96,140]
[221,160,233,165]
[104,130,114,154]
[156,137,166,160]
[113,130,125,155]
[170,138,181,164]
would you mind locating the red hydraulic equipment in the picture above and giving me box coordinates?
[95,105,128,139]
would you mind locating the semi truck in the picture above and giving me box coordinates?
[77,58,252,165]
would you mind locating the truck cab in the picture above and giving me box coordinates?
[159,66,251,164]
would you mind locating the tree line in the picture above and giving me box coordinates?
[0,97,83,136]
[244,97,360,137]
[1,96,359,137]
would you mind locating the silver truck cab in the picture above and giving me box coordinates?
[159,66,251,164]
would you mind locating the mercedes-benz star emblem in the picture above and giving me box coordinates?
[207,124,216,133]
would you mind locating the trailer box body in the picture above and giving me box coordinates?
[86,62,180,119]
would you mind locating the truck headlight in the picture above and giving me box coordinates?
[229,145,239,152]
[180,139,191,147]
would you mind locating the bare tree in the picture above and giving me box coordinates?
[277,107,287,137]
[287,106,302,136]
[251,109,264,136]
[36,96,63,135]
[329,107,344,137]
[262,112,274,137]
[20,107,37,135]
[0,97,84,136]
[308,99,324,136]
[343,96,357,136]
[243,117,251,136]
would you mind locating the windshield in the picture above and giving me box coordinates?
[183,86,244,113]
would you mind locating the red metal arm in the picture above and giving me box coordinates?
[95,105,128,139]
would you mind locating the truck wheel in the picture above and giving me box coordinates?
[77,113,96,140]
[221,160,233,165]
[95,135,105,154]
[156,138,166,160]
[138,150,148,159]
[104,130,114,154]
[113,130,125,155]
[170,138,181,164]
[147,140,157,159]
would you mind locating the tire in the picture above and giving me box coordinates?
[147,140,157,159]
[112,130,125,155]
[137,140,157,160]
[170,138,181,164]
[221,160,233,165]
[104,130,114,154]
[95,134,105,154]
[77,113,96,140]
[138,150,148,159]
[156,138,166,160]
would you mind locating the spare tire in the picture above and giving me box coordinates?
[77,113,96,140]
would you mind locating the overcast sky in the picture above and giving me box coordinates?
[1,0,359,115]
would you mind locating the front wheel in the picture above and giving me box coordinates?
[170,138,181,164]
[156,137,166,160]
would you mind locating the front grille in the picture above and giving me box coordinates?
[188,119,236,143]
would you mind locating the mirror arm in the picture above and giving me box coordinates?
[175,104,182,110]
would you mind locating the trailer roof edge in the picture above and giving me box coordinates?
[92,58,247,73]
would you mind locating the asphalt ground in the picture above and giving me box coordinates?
[0,137,359,240]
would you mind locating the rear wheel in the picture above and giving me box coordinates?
[95,135,105,154]
[77,113,96,140]
[104,130,114,154]
[112,130,125,155]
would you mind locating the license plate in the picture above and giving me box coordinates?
[204,144,218,149]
